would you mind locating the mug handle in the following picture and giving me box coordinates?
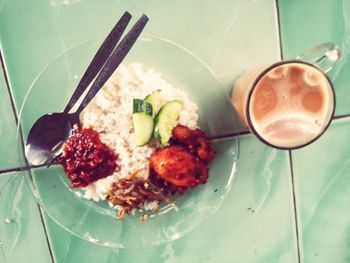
[296,42,341,73]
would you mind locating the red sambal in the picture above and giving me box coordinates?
[57,127,117,188]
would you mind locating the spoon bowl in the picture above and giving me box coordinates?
[25,113,74,165]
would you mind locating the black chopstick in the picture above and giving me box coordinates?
[74,14,149,116]
[63,11,132,114]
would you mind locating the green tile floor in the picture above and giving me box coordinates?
[292,118,350,263]
[279,0,350,262]
[0,0,349,262]
[0,171,52,263]
[0,63,24,169]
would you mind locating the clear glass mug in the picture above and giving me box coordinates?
[231,43,341,149]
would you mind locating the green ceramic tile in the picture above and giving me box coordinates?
[0,171,52,263]
[291,118,350,263]
[0,0,280,113]
[280,2,350,260]
[0,63,24,169]
[279,0,350,116]
[42,136,298,263]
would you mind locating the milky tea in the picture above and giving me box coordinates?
[231,61,335,149]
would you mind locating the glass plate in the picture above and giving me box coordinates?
[17,35,239,249]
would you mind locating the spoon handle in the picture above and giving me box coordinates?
[74,15,149,116]
[63,11,132,114]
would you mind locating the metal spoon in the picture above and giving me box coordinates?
[25,12,149,166]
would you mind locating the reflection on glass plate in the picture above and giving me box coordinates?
[17,35,239,249]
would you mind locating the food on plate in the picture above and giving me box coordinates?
[57,63,214,221]
[57,127,117,188]
[150,145,208,188]
[154,100,183,145]
[171,124,215,163]
[107,168,166,220]
[144,89,161,116]
[150,125,214,190]
[108,124,214,219]
[132,99,154,146]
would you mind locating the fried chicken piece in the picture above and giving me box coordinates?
[149,145,208,188]
[171,124,193,145]
[171,125,215,163]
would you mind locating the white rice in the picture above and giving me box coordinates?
[80,63,198,205]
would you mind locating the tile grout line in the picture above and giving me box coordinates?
[27,168,56,263]
[274,1,301,262]
[333,113,350,120]
[275,0,284,61]
[288,150,302,263]
[211,130,251,141]
[0,167,27,175]
[0,51,19,124]
[0,50,56,263]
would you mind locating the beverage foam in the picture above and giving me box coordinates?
[249,63,333,148]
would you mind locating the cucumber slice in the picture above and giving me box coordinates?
[132,113,154,146]
[132,99,154,146]
[144,89,161,116]
[133,99,153,116]
[154,100,183,145]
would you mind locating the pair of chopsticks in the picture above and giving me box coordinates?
[64,11,148,116]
